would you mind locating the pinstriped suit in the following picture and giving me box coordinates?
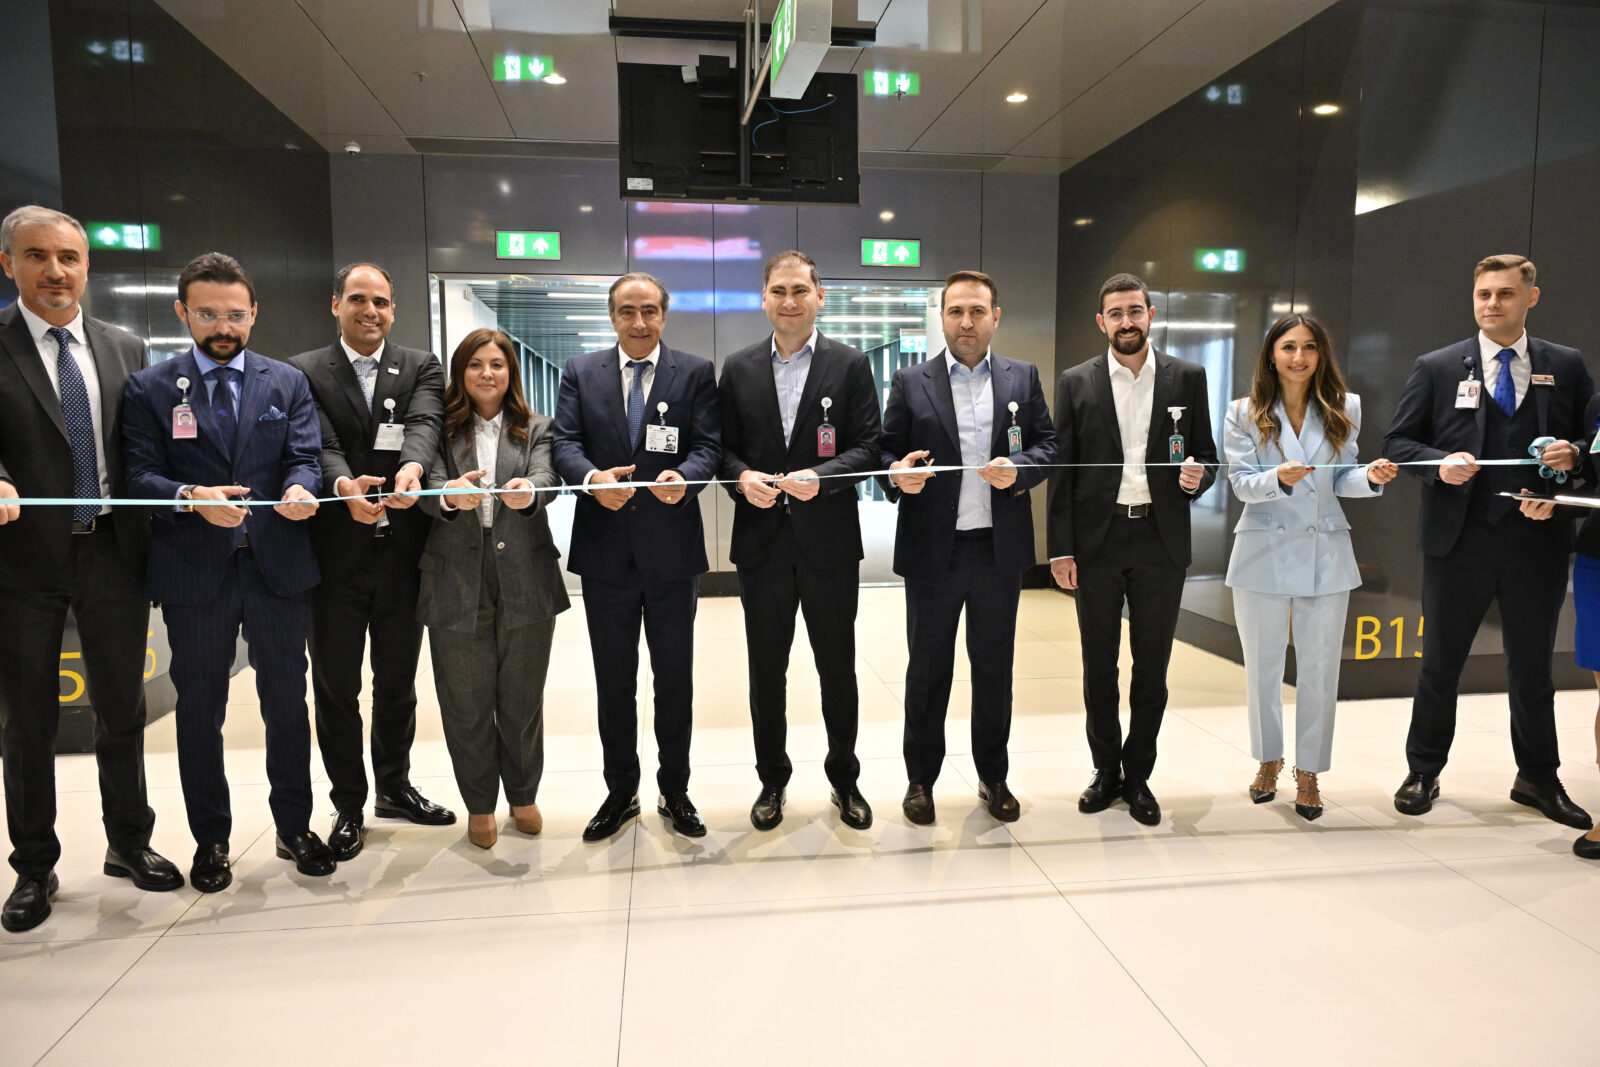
[122,348,322,847]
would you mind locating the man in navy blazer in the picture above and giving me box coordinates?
[881,271,1056,825]
[1384,254,1592,828]
[552,272,721,842]
[122,253,335,891]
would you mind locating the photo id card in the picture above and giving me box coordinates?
[645,423,680,453]
[1007,425,1023,455]
[1456,379,1481,410]
[1168,434,1184,461]
[172,403,197,439]
[817,423,837,458]
[373,422,406,450]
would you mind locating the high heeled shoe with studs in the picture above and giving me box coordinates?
[1249,758,1284,804]
[1294,767,1323,821]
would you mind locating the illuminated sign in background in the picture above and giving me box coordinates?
[865,71,920,96]
[88,223,161,251]
[1194,249,1246,272]
[861,238,921,267]
[495,55,555,82]
[1203,83,1245,105]
[496,231,562,260]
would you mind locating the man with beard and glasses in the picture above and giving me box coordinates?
[123,252,333,891]
[1047,273,1217,827]
[0,205,181,933]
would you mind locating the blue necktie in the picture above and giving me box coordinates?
[1493,348,1517,416]
[626,360,647,446]
[209,366,241,450]
[46,327,100,525]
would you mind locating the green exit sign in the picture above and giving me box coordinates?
[1194,248,1245,272]
[496,231,562,260]
[494,54,554,82]
[88,222,160,251]
[865,71,920,96]
[770,0,796,85]
[862,238,921,267]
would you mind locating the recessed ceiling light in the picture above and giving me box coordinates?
[879,210,894,222]
[579,204,593,213]
[1312,103,1339,115]
[1073,217,1093,226]
[1006,92,1028,104]
[543,73,566,85]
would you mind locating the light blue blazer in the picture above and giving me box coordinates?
[1223,394,1382,596]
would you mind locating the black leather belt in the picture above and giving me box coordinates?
[71,515,111,534]
[954,528,994,541]
[1115,503,1150,519]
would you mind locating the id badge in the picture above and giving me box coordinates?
[1589,427,1600,454]
[1455,379,1481,410]
[373,422,405,450]
[645,423,679,453]
[172,403,197,439]
[1007,425,1023,455]
[816,422,837,458]
[1168,434,1184,461]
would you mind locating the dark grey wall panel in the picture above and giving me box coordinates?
[331,153,431,352]
[799,169,982,284]
[0,0,64,308]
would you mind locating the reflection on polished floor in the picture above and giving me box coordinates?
[4,589,1599,1066]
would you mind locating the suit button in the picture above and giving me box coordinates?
[1305,526,1316,534]
[1267,491,1277,498]
[629,504,637,512]
[1276,526,1286,534]
[948,504,956,511]
[1307,489,1317,498]
[496,541,506,551]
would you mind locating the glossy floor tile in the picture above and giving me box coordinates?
[3,589,1598,1066]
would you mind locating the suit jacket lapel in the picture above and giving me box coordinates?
[987,355,1016,458]
[747,339,787,459]
[1469,342,1489,454]
[492,421,523,518]
[232,351,270,459]
[327,342,373,432]
[600,347,634,455]
[921,355,961,458]
[1529,339,1551,437]
[184,351,233,464]
[0,305,69,441]
[370,343,404,426]
[83,320,126,458]
[1277,398,1309,464]
[1089,354,1122,458]
[788,334,829,462]
[1144,351,1174,465]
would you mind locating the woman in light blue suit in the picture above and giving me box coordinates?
[1225,313,1398,819]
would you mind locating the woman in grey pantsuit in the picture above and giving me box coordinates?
[417,328,570,849]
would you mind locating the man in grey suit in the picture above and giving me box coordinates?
[0,205,183,933]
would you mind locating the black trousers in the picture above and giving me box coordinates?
[1074,515,1186,783]
[580,567,697,797]
[903,531,1021,787]
[1409,512,1567,781]
[736,516,861,790]
[0,522,155,876]
[163,550,314,847]
[307,532,424,812]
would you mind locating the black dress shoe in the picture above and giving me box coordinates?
[1078,769,1123,813]
[979,780,1020,822]
[374,785,457,826]
[328,810,366,860]
[831,786,873,830]
[275,832,337,876]
[1575,831,1600,860]
[2,872,58,933]
[1393,772,1440,816]
[1123,780,1161,826]
[1509,775,1593,830]
[190,844,232,894]
[902,784,935,825]
[103,847,184,891]
[750,785,786,831]
[657,793,707,838]
[583,793,641,842]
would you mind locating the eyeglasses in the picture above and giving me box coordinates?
[1102,307,1149,325]
[183,305,253,326]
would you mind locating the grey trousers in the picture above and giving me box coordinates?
[428,530,556,814]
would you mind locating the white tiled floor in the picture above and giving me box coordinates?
[4,588,1599,1066]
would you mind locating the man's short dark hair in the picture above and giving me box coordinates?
[941,270,999,311]
[1098,272,1150,312]
[178,252,256,306]
[334,262,395,301]
[762,250,821,288]
[607,271,670,315]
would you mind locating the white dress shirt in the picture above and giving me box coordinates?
[442,410,501,528]
[1477,330,1530,409]
[18,302,111,511]
[948,350,994,531]
[583,344,659,488]
[1108,348,1156,505]
[771,328,818,446]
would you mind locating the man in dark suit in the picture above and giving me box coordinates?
[290,263,452,860]
[1047,273,1217,827]
[0,206,182,933]
[1384,254,1592,828]
[882,270,1057,825]
[123,252,335,890]
[552,272,722,841]
[719,250,881,831]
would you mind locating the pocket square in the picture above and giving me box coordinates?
[259,406,287,421]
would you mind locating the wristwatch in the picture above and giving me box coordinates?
[178,485,196,512]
